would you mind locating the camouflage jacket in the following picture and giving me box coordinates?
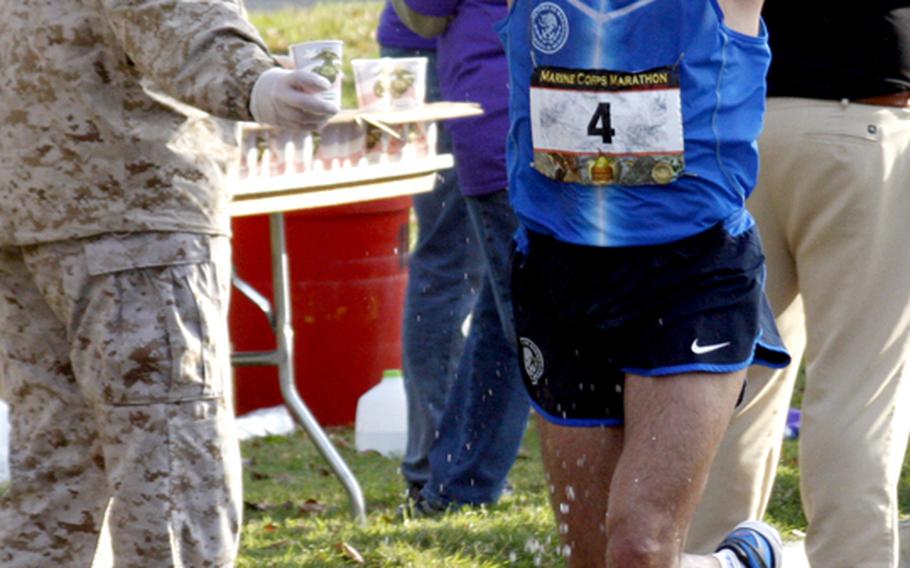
[0,0,278,245]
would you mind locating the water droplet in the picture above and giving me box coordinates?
[416,314,422,322]
[465,442,472,451]
[559,522,569,534]
[447,453,452,463]
[559,502,570,514]
[651,435,657,441]
[634,478,639,484]
[565,485,576,501]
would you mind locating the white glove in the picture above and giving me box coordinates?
[249,67,339,130]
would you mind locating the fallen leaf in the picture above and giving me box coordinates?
[250,470,270,481]
[335,541,365,564]
[244,501,273,512]
[263,522,278,532]
[299,498,329,516]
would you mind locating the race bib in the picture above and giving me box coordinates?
[530,66,685,186]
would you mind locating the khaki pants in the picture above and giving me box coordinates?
[689,98,910,567]
[0,232,241,568]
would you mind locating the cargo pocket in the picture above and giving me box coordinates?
[81,233,225,405]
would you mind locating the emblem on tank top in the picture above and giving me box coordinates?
[531,2,569,54]
[520,337,545,385]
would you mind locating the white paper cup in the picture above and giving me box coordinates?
[290,40,344,107]
[352,58,391,110]
[387,57,427,109]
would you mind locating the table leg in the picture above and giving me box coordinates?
[231,213,367,525]
[268,213,368,525]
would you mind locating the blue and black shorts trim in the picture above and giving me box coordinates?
[511,223,791,427]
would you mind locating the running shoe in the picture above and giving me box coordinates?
[715,520,783,568]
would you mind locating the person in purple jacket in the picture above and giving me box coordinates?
[390,0,531,514]
[376,3,484,505]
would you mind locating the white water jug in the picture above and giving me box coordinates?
[354,369,408,457]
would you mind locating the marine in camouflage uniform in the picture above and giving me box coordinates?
[0,0,279,565]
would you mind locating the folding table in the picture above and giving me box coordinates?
[229,102,482,525]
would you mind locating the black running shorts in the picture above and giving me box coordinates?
[511,223,790,427]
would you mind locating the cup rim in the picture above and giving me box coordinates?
[289,39,344,50]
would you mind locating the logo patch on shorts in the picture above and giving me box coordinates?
[520,337,545,385]
[690,338,731,355]
[531,2,569,54]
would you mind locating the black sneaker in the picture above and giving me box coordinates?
[405,482,423,502]
[398,491,450,520]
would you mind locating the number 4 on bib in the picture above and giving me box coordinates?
[587,103,616,144]
[530,66,685,186]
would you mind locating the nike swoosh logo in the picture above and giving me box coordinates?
[691,339,731,355]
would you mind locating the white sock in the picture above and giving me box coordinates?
[713,548,744,568]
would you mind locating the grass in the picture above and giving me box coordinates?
[238,425,564,567]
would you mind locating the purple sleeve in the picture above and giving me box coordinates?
[403,0,458,18]
[377,3,436,50]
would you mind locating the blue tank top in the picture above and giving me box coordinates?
[497,0,770,247]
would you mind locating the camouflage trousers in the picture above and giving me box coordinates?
[0,232,242,568]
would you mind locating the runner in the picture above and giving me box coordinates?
[499,0,790,565]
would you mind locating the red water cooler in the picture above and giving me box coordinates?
[230,197,411,426]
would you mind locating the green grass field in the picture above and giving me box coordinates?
[236,419,904,566]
